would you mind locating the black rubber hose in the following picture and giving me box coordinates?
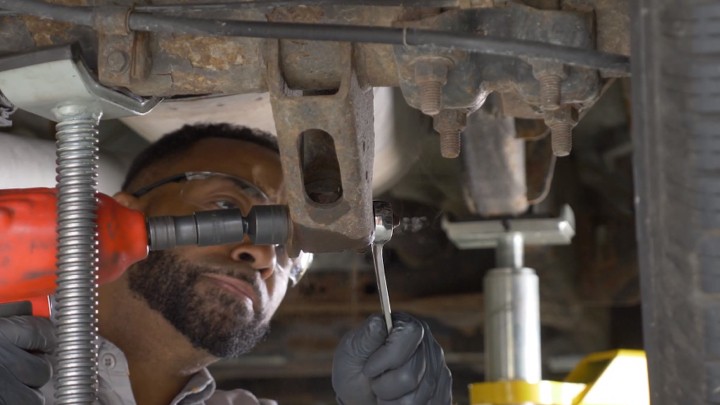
[0,0,630,75]
[135,0,459,12]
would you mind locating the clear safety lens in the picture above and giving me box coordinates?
[179,172,271,215]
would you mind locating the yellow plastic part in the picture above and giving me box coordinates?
[469,350,649,405]
[565,349,649,405]
[469,380,586,405]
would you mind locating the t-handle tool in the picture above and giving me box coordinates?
[372,201,394,333]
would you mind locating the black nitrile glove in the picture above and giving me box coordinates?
[0,316,55,405]
[332,313,452,405]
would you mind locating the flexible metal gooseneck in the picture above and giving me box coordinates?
[53,102,101,404]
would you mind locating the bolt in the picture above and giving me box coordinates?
[420,80,443,116]
[537,73,562,111]
[107,50,128,73]
[549,120,573,157]
[545,106,577,157]
[414,59,451,117]
[439,128,462,158]
[433,109,467,159]
[532,63,572,156]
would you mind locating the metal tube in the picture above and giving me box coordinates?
[496,232,524,269]
[52,102,101,404]
[484,267,541,382]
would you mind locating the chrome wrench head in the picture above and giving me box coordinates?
[373,201,394,244]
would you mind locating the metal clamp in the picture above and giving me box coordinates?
[441,205,575,250]
[0,44,159,121]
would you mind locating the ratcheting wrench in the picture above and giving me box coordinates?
[372,201,394,333]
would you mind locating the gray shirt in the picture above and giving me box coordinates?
[41,337,278,405]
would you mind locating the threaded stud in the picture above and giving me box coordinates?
[439,128,461,158]
[414,58,451,117]
[538,74,562,111]
[550,121,573,157]
[433,109,466,159]
[419,80,443,116]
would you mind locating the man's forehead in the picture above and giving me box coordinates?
[139,138,284,200]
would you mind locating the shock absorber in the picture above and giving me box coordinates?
[52,102,102,404]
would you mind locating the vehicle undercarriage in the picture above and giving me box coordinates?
[2,0,692,403]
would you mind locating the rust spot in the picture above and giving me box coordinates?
[160,35,246,71]
[22,16,75,47]
[268,6,326,23]
[168,69,227,94]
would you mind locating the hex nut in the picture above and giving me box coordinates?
[106,50,129,73]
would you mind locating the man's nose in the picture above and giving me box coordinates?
[230,240,276,280]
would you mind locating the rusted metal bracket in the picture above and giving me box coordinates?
[266,40,375,255]
[94,7,151,87]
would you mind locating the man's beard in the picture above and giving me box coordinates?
[127,250,270,358]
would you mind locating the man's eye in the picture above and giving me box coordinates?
[213,200,239,210]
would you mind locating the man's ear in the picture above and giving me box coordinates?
[113,192,143,210]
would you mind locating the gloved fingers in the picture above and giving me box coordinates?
[376,319,454,405]
[0,366,46,405]
[415,322,453,405]
[377,379,434,405]
[364,313,423,378]
[370,347,426,400]
[331,315,389,405]
[433,363,453,405]
[346,314,389,362]
[376,363,451,405]
[0,316,56,353]
[331,370,375,405]
[0,345,53,388]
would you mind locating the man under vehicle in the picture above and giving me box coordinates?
[0,123,453,405]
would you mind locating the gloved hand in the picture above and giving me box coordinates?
[0,316,55,405]
[332,313,452,405]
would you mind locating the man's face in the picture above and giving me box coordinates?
[124,138,288,358]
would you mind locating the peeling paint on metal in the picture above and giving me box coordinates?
[21,16,75,47]
[160,35,247,71]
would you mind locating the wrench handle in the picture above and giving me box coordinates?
[371,243,393,333]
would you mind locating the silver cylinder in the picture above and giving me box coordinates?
[496,232,524,269]
[484,266,541,382]
[53,102,102,404]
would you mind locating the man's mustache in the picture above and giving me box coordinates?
[191,263,264,302]
[144,250,265,304]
